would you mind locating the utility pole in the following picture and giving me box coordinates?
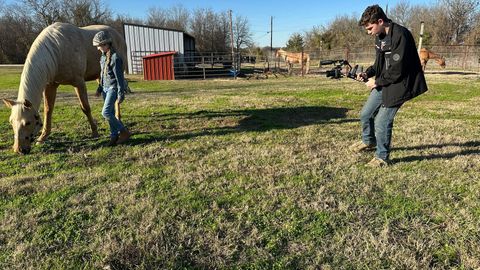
[270,16,273,57]
[268,16,273,71]
[229,10,236,79]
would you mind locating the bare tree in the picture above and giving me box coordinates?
[408,1,479,46]
[325,15,369,49]
[232,15,252,54]
[62,0,112,26]
[146,7,168,28]
[440,0,479,44]
[465,11,480,44]
[428,6,451,45]
[190,8,229,52]
[304,26,326,51]
[168,4,189,31]
[21,0,113,29]
[107,14,144,36]
[146,4,189,31]
[0,3,36,63]
[406,5,437,45]
[389,1,412,27]
[22,0,65,29]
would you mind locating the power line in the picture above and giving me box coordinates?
[253,32,270,39]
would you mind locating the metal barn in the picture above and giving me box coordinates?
[123,23,195,74]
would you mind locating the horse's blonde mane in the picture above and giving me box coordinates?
[18,25,63,109]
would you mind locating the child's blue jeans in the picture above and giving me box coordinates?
[102,88,125,137]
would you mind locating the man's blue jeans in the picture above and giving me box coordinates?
[102,88,125,137]
[360,88,401,161]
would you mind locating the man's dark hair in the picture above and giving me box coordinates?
[358,5,391,26]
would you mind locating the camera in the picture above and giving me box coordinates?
[321,59,349,79]
[347,64,368,82]
[321,59,368,82]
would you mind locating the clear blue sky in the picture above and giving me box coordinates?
[5,0,437,47]
[107,0,437,47]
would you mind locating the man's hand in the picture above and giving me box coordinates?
[365,78,377,89]
[356,72,368,82]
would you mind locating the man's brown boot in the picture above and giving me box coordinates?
[366,157,388,167]
[349,141,376,152]
[117,129,131,144]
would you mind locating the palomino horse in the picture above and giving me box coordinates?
[419,48,446,71]
[275,49,310,74]
[2,22,127,154]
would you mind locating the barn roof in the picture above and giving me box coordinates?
[123,22,195,39]
[142,51,177,59]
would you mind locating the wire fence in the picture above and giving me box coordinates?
[170,45,480,80]
[173,52,234,79]
[5,45,480,80]
[270,45,480,75]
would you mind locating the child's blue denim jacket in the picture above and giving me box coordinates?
[98,50,126,100]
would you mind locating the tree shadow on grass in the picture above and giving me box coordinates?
[127,106,354,145]
[425,70,478,75]
[34,136,106,154]
[29,106,353,153]
[391,140,480,163]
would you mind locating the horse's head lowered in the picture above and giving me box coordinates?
[438,58,446,69]
[2,99,42,154]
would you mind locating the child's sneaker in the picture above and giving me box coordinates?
[107,136,118,146]
[117,129,131,144]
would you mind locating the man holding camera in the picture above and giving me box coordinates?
[349,5,428,167]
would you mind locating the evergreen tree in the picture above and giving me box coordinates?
[285,33,304,52]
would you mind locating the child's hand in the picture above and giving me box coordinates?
[95,85,102,97]
[118,91,125,103]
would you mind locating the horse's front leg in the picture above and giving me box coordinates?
[421,60,427,71]
[37,83,58,144]
[73,81,99,138]
[288,63,293,75]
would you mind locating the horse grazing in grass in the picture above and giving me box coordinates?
[419,48,446,71]
[2,22,127,154]
[275,49,310,74]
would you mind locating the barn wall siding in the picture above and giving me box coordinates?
[123,23,195,74]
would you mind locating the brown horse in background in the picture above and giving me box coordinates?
[275,49,310,74]
[419,48,446,71]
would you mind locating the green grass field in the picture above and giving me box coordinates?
[1,67,480,269]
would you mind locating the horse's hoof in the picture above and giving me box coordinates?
[36,140,45,145]
[91,132,100,138]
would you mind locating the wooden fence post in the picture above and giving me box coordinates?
[301,48,304,77]
[202,56,206,80]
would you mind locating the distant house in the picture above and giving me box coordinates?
[123,23,195,74]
